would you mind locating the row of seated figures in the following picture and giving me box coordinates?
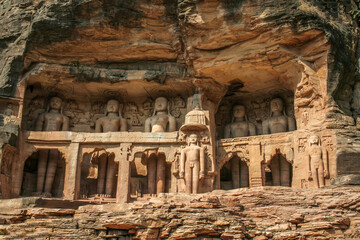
[25,95,206,200]
[17,93,328,202]
[224,98,296,138]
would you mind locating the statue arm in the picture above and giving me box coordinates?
[120,118,127,132]
[224,124,231,138]
[35,114,44,131]
[168,116,176,132]
[62,116,70,131]
[262,120,269,134]
[200,147,205,179]
[144,118,151,132]
[95,119,102,133]
[288,117,296,131]
[180,148,185,178]
[249,123,256,136]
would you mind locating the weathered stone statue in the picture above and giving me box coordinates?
[224,105,256,138]
[262,98,296,134]
[144,97,176,195]
[145,97,176,132]
[307,135,328,188]
[35,96,69,196]
[95,99,127,196]
[180,133,205,194]
[95,99,127,133]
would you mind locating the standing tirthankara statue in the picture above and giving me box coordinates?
[307,135,328,188]
[95,99,127,196]
[262,98,296,134]
[180,133,205,194]
[224,105,256,138]
[35,96,69,196]
[145,97,176,195]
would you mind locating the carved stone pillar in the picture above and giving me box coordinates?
[116,143,132,204]
[63,143,79,200]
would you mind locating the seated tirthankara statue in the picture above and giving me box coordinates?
[95,99,127,196]
[144,97,176,195]
[308,135,328,188]
[224,105,256,138]
[35,96,69,196]
[180,133,205,194]
[262,98,296,134]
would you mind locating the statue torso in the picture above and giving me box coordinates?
[185,145,201,163]
[43,112,64,131]
[268,115,288,134]
[309,145,322,166]
[99,116,121,132]
[229,122,250,137]
[149,114,169,132]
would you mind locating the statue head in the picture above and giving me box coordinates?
[270,98,283,113]
[309,134,320,146]
[270,98,286,117]
[105,99,122,116]
[153,97,169,115]
[233,105,246,119]
[49,96,63,111]
[188,133,199,145]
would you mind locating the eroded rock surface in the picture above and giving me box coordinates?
[0,187,360,239]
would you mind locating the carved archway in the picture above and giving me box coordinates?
[217,145,250,190]
[21,148,66,197]
[77,147,118,199]
[262,148,293,187]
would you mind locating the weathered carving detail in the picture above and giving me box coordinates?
[124,102,143,126]
[145,97,176,133]
[94,99,127,196]
[179,133,205,194]
[307,134,329,188]
[34,96,69,196]
[224,105,256,138]
[262,98,296,134]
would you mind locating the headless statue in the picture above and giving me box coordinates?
[262,98,296,134]
[224,105,256,138]
[180,133,205,194]
[144,97,176,194]
[35,96,69,196]
[95,99,127,196]
[308,135,328,188]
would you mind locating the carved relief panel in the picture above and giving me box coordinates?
[216,91,296,139]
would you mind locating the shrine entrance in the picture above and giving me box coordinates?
[265,154,292,187]
[220,156,249,190]
[21,150,65,197]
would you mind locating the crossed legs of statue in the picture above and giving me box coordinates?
[37,149,59,195]
[147,154,165,195]
[97,153,116,196]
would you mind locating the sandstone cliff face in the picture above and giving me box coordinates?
[0,0,356,179]
[0,187,359,239]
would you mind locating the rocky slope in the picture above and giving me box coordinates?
[0,186,359,239]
